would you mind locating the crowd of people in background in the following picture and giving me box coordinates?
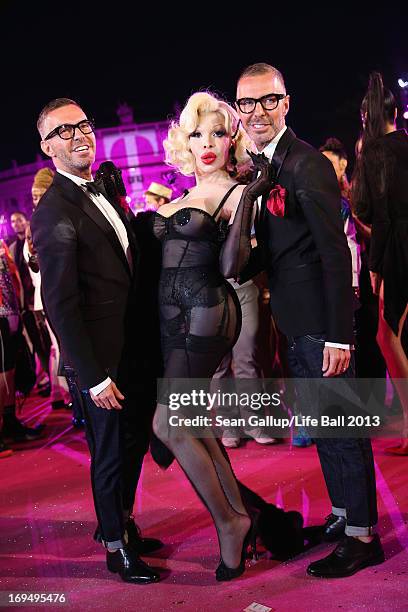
[0,66,407,584]
[1,71,407,462]
[0,169,86,458]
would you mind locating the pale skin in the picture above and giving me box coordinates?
[40,104,123,410]
[236,72,350,378]
[158,111,245,223]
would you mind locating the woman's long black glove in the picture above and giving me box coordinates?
[219,151,275,281]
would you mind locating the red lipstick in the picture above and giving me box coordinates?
[201,152,216,164]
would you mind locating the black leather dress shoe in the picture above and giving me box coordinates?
[125,518,164,554]
[322,513,346,542]
[307,534,384,578]
[106,546,160,583]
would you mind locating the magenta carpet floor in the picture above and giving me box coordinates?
[1,393,407,612]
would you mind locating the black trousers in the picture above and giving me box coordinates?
[81,382,155,545]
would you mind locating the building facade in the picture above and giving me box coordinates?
[0,119,193,239]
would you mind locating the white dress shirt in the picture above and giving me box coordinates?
[57,169,133,395]
[57,169,132,269]
[257,125,288,160]
[256,127,350,351]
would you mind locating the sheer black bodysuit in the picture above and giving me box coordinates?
[149,152,278,574]
[153,184,241,378]
[151,184,255,574]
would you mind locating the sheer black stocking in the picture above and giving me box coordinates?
[153,403,250,569]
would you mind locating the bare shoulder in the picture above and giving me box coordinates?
[168,194,184,205]
[220,184,246,220]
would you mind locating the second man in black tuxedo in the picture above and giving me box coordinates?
[235,64,384,578]
[31,98,161,584]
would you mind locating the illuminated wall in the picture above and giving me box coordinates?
[0,119,193,238]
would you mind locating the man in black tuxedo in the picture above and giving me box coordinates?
[31,98,161,584]
[235,64,384,577]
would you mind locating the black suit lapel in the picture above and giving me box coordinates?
[255,127,298,266]
[53,173,132,277]
[106,197,140,273]
[271,127,297,177]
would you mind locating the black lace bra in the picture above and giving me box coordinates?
[153,184,239,244]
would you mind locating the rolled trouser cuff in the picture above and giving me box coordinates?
[103,537,126,550]
[345,525,375,537]
[331,506,347,518]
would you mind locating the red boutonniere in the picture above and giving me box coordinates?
[266,184,287,217]
[117,195,130,214]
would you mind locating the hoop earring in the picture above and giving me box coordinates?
[229,145,238,177]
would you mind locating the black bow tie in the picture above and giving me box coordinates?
[84,181,101,196]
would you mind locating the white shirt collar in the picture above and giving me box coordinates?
[257,125,287,160]
[57,168,93,187]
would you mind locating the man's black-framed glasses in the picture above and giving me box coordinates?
[235,93,287,114]
[44,119,95,141]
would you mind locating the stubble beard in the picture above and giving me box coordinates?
[61,149,94,177]
[250,118,282,152]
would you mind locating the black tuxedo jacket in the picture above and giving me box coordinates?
[258,127,354,343]
[31,172,140,390]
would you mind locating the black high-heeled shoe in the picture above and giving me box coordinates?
[215,514,258,582]
[238,483,305,559]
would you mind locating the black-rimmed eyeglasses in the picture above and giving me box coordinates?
[235,93,287,114]
[44,119,95,141]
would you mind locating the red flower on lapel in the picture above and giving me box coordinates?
[266,184,286,217]
[117,195,130,214]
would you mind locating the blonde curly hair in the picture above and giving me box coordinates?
[164,92,250,176]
